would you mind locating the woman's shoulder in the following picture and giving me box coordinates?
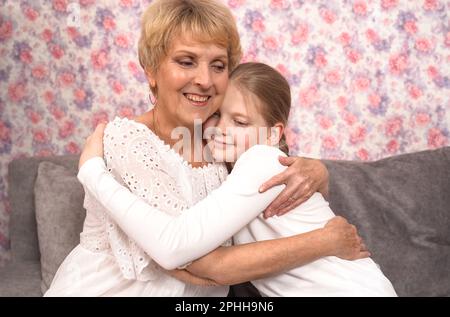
[105,116,150,137]
[104,116,160,148]
[103,116,165,166]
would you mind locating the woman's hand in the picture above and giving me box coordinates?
[259,156,329,218]
[323,216,370,260]
[79,123,107,170]
[165,269,219,286]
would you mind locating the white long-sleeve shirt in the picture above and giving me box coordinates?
[79,144,397,296]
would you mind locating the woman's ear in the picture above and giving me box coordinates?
[145,69,156,88]
[268,123,285,146]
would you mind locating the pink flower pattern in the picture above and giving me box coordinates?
[0,0,448,264]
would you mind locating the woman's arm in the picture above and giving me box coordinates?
[164,268,219,286]
[185,215,366,286]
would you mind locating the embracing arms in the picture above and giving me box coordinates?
[79,123,367,285]
[79,145,315,270]
[181,216,361,285]
[80,157,364,285]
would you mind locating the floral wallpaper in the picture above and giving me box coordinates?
[0,0,449,264]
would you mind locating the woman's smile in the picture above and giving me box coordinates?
[183,93,212,107]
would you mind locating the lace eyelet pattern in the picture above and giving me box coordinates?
[80,117,231,281]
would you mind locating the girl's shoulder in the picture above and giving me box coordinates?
[226,145,287,188]
[233,145,286,170]
[244,144,286,157]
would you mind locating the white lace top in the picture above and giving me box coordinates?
[46,117,230,296]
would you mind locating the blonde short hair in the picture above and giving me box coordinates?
[138,0,242,75]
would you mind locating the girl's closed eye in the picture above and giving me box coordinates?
[234,119,249,127]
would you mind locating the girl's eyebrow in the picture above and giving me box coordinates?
[228,111,249,118]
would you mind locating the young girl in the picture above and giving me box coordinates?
[77,62,396,296]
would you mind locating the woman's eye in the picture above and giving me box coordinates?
[212,63,226,72]
[178,60,194,67]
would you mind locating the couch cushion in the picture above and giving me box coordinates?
[323,146,450,296]
[34,161,86,294]
[7,155,80,262]
[0,260,42,297]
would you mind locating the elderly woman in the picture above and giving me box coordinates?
[45,0,364,297]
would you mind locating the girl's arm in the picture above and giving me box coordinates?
[78,145,289,270]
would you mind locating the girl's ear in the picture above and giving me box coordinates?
[268,123,285,146]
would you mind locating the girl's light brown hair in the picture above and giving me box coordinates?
[138,0,242,84]
[230,62,291,155]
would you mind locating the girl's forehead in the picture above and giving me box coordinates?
[222,84,246,111]
[227,83,262,116]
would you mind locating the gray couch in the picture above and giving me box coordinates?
[1,147,449,296]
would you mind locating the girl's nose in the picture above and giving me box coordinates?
[216,117,227,136]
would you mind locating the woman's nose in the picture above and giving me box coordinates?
[194,64,212,88]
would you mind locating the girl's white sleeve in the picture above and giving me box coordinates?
[78,145,287,270]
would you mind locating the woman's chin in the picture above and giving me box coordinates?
[181,101,216,123]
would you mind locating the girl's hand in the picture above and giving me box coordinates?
[79,123,107,170]
[259,156,329,218]
[323,216,370,260]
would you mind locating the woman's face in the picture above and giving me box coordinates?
[149,36,229,128]
[205,82,278,163]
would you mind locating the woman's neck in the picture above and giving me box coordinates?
[151,107,180,148]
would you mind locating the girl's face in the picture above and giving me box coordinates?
[205,82,282,163]
[147,36,229,128]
